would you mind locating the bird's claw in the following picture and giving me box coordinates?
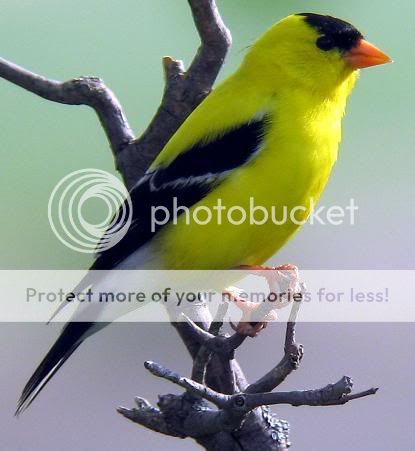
[224,286,278,338]
[225,264,301,337]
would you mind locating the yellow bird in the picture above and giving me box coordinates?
[17,13,391,414]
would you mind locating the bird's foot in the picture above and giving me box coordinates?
[223,286,276,337]
[239,263,300,308]
[224,264,300,337]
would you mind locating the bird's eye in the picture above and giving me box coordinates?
[316,35,335,51]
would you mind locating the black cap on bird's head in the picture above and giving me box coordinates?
[298,13,363,52]
[241,12,391,91]
[298,13,392,69]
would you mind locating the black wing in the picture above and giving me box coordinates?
[91,116,268,270]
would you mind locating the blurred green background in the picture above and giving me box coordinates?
[0,1,413,451]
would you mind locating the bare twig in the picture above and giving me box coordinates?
[191,331,246,390]
[186,0,232,97]
[118,0,232,187]
[171,309,250,394]
[209,303,229,336]
[0,57,134,184]
[285,291,302,349]
[241,377,378,409]
[145,362,378,411]
[182,313,247,357]
[145,360,229,408]
[181,314,215,344]
[192,303,231,384]
[246,293,304,394]
[129,360,378,444]
[0,0,231,189]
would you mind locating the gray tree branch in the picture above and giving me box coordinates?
[117,0,232,188]
[0,57,135,184]
[119,358,377,448]
[117,397,183,438]
[144,363,378,411]
[0,0,231,189]
[246,293,304,394]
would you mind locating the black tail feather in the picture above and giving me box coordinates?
[16,322,93,416]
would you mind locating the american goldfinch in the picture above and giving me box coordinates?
[17,13,391,414]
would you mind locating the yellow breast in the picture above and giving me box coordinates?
[155,87,345,270]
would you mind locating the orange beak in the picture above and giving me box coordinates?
[345,39,392,69]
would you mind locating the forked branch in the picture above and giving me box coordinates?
[0,0,231,189]
[119,302,377,449]
[0,58,134,183]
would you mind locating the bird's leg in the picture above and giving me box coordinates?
[224,264,300,337]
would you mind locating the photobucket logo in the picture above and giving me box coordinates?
[151,197,358,231]
[48,169,132,253]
